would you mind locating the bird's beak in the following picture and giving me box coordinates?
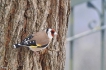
[54,32,57,35]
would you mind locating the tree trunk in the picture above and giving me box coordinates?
[0,0,70,70]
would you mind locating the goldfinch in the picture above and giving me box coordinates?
[13,28,57,52]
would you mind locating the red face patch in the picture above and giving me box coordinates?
[51,29,55,37]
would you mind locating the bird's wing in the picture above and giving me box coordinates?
[22,39,48,48]
[22,34,34,42]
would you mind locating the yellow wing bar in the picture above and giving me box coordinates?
[30,44,41,48]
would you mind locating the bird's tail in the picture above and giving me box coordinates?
[13,39,30,48]
[13,43,29,48]
[13,44,22,48]
[13,40,36,48]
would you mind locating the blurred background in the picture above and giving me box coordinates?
[65,0,106,70]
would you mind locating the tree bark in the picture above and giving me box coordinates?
[0,0,70,70]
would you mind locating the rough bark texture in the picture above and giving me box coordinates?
[0,0,70,70]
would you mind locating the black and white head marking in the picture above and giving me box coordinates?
[46,28,57,39]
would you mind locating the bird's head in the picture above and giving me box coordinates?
[46,28,57,39]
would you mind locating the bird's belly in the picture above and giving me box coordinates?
[29,47,46,52]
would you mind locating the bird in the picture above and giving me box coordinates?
[13,28,57,52]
